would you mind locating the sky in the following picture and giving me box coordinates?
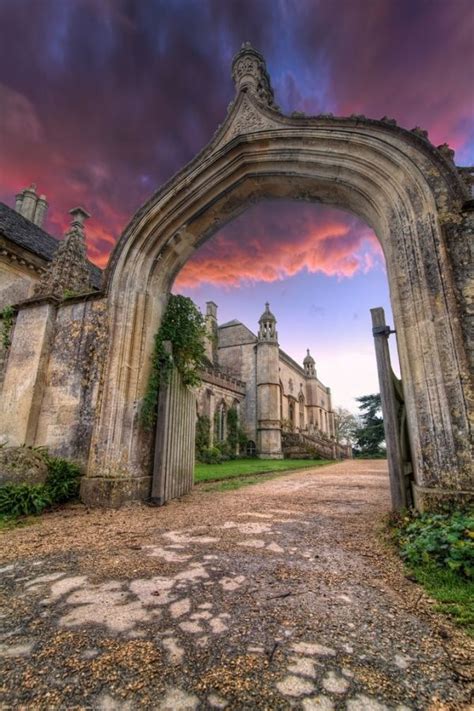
[0,0,473,411]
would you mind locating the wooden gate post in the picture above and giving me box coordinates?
[151,342,196,506]
[371,308,406,510]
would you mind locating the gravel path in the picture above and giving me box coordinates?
[1,460,472,710]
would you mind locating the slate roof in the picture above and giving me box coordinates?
[0,202,103,289]
[219,319,242,328]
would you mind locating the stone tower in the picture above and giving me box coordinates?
[303,349,319,428]
[256,303,282,459]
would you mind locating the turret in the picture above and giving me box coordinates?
[303,348,316,378]
[256,302,282,458]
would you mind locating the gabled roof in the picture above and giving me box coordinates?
[219,319,242,328]
[0,202,103,289]
[0,202,58,260]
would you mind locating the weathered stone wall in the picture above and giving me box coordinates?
[216,329,258,443]
[0,294,107,468]
[34,295,108,464]
[0,258,38,310]
[278,356,333,435]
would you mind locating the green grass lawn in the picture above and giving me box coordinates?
[195,458,332,484]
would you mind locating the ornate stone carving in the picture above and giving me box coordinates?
[35,207,92,299]
[216,93,282,146]
[380,116,398,126]
[437,143,456,163]
[411,126,429,139]
[231,42,279,111]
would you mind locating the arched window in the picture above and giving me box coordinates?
[215,401,226,442]
[246,440,257,457]
[298,393,305,431]
[288,400,295,430]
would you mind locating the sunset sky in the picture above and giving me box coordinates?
[1,0,472,410]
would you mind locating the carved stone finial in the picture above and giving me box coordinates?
[231,42,278,111]
[437,143,455,163]
[34,208,93,299]
[380,116,397,126]
[411,126,429,139]
[69,206,91,228]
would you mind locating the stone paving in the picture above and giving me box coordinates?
[0,460,472,709]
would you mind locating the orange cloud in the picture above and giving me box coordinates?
[175,203,383,289]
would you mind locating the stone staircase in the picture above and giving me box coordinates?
[282,431,351,461]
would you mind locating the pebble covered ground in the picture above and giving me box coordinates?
[0,460,472,710]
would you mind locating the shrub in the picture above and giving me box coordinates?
[198,447,222,464]
[45,457,81,503]
[195,415,211,456]
[0,483,52,516]
[0,454,81,517]
[398,510,474,579]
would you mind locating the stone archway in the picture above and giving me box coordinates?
[81,44,472,509]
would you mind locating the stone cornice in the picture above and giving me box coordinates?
[0,236,47,276]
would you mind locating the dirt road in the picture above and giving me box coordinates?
[1,460,472,709]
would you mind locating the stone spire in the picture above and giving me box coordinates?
[35,207,92,299]
[258,302,278,342]
[231,42,279,111]
[303,349,316,378]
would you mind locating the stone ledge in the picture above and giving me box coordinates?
[80,475,151,508]
[413,484,474,512]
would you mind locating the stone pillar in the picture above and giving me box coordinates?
[256,303,282,458]
[0,298,57,446]
[204,301,218,364]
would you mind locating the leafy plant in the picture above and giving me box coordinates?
[45,457,81,503]
[1,305,14,349]
[0,453,81,517]
[0,483,52,516]
[198,447,222,464]
[195,415,211,456]
[397,510,474,579]
[141,295,207,429]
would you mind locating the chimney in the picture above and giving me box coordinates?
[20,184,38,221]
[33,195,48,227]
[15,184,48,226]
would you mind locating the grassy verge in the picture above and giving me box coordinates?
[390,510,474,636]
[408,564,474,633]
[0,514,36,531]
[195,458,332,490]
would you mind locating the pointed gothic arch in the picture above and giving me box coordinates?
[82,44,472,510]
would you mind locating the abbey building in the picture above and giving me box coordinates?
[197,301,344,460]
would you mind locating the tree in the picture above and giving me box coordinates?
[333,407,358,448]
[353,393,385,456]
